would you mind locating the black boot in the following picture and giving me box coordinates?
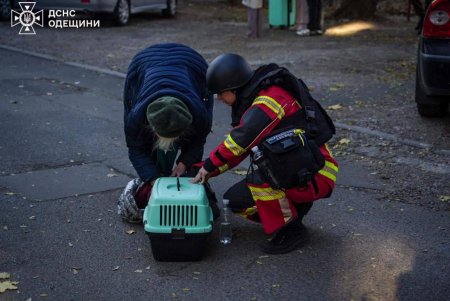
[261,218,310,254]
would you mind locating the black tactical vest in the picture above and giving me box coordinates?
[234,63,335,146]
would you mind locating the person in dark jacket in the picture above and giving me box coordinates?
[118,43,214,223]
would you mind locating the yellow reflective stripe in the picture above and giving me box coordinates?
[218,164,229,173]
[318,160,338,182]
[325,161,338,173]
[224,134,245,156]
[278,197,294,223]
[253,96,285,119]
[248,186,286,201]
[325,143,334,158]
[238,206,258,219]
[318,170,336,182]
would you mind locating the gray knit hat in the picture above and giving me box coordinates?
[146,96,192,138]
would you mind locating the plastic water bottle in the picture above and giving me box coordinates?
[219,199,232,245]
[251,146,263,161]
[251,146,281,189]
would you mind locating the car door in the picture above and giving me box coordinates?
[133,0,164,10]
[35,0,79,10]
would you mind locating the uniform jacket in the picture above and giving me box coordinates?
[204,84,338,234]
[124,43,213,182]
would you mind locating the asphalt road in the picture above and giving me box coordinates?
[0,44,449,301]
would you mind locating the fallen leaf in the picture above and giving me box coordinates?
[126,229,136,235]
[327,104,343,110]
[112,266,120,271]
[29,216,36,220]
[233,170,247,176]
[0,281,18,292]
[0,272,10,279]
[256,261,263,265]
[68,242,73,247]
[40,293,48,297]
[439,195,450,202]
[338,138,351,145]
[107,173,118,178]
[134,269,143,273]
[182,288,191,292]
[193,272,201,275]
[171,293,178,299]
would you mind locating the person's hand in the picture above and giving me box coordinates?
[191,166,211,184]
[171,162,187,177]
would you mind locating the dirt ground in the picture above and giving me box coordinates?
[0,0,449,210]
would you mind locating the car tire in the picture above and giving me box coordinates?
[0,0,11,21]
[417,102,448,118]
[113,0,130,26]
[162,0,176,18]
[415,69,449,118]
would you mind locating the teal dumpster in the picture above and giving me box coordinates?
[268,0,296,28]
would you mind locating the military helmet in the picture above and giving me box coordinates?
[206,53,254,94]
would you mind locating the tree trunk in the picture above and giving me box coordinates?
[333,0,380,19]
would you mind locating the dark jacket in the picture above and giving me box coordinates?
[123,43,213,182]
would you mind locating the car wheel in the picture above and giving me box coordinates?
[0,0,11,21]
[417,102,448,118]
[113,0,130,26]
[162,0,176,17]
[415,68,449,118]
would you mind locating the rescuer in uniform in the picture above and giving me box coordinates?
[192,53,338,254]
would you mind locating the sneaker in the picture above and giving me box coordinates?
[261,219,310,254]
[296,28,310,37]
[118,178,144,224]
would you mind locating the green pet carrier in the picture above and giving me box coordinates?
[143,177,213,261]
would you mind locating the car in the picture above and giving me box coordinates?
[0,0,177,26]
[415,0,450,117]
[0,0,11,21]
